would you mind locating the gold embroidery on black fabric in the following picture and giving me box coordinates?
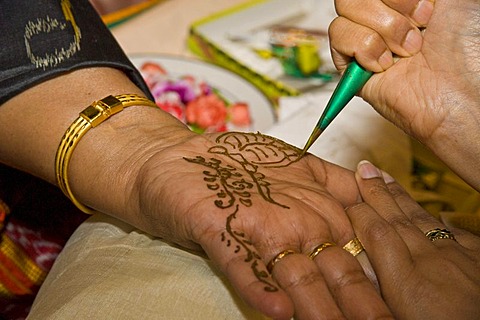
[24,0,81,69]
[184,132,302,292]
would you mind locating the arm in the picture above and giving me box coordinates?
[1,68,392,318]
[0,1,389,319]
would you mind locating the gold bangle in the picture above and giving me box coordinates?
[55,94,157,214]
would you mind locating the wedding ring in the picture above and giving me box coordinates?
[425,228,457,242]
[308,242,336,260]
[342,237,364,256]
[267,249,296,273]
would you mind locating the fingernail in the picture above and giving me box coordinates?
[412,0,435,26]
[402,29,423,55]
[378,50,393,70]
[381,170,396,184]
[357,160,382,179]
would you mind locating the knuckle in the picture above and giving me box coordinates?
[331,268,368,294]
[363,219,394,242]
[380,14,398,31]
[328,16,342,32]
[386,183,406,197]
[364,182,391,198]
[409,209,434,225]
[362,32,385,51]
[380,15,413,44]
[328,17,344,42]
[346,202,371,216]
[334,0,352,16]
[388,216,413,230]
[358,33,388,60]
[281,267,323,290]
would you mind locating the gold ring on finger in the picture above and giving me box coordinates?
[308,242,336,260]
[425,228,457,242]
[343,237,364,257]
[267,249,296,273]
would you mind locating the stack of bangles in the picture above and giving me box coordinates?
[55,94,157,214]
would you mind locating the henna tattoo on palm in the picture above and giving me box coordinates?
[184,132,301,291]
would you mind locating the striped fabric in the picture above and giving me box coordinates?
[0,225,50,298]
[0,165,87,319]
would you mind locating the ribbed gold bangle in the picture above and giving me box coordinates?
[55,94,157,214]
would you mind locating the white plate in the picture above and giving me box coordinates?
[129,54,275,132]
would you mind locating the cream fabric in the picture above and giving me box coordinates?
[28,214,268,320]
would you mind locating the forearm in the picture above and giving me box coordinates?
[0,67,193,227]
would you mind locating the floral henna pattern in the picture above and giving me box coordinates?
[183,132,302,291]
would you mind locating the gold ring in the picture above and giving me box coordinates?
[342,237,364,256]
[425,228,457,242]
[267,249,296,273]
[308,242,336,260]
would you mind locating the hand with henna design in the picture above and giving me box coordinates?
[1,66,386,318]
[129,131,391,319]
[329,0,480,189]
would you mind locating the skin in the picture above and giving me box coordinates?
[329,0,480,317]
[348,160,480,319]
[329,0,480,190]
[4,0,476,318]
[0,68,390,319]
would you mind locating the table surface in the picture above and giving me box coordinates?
[111,0,248,56]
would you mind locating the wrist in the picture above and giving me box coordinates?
[69,100,195,223]
[0,67,195,227]
[426,92,480,190]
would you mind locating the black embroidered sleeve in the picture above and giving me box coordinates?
[0,0,152,104]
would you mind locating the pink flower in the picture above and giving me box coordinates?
[140,62,167,89]
[185,94,227,131]
[229,102,251,127]
[155,92,186,122]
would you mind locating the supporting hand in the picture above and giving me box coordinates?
[347,160,480,319]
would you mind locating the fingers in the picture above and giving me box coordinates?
[346,160,466,276]
[355,251,379,291]
[346,161,417,279]
[204,234,295,320]
[383,171,480,252]
[335,0,425,55]
[382,0,435,26]
[348,160,480,318]
[272,253,345,319]
[354,161,464,251]
[355,161,456,248]
[330,0,434,72]
[308,246,392,319]
[329,17,394,73]
[271,244,392,319]
[205,229,392,319]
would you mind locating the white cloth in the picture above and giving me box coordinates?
[28,214,268,320]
